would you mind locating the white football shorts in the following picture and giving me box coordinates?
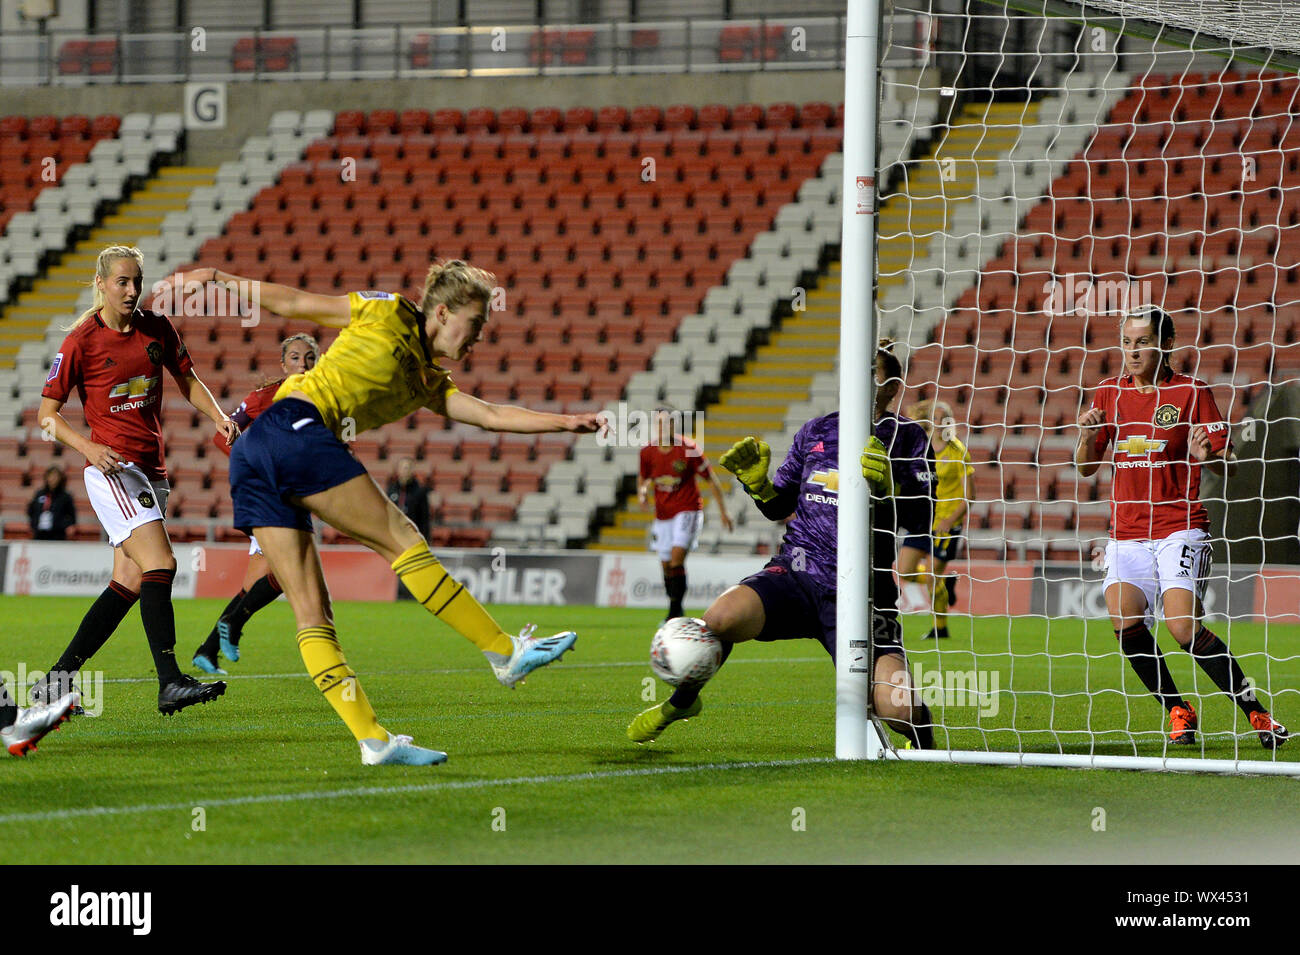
[1102,528,1212,627]
[650,510,704,562]
[83,463,170,548]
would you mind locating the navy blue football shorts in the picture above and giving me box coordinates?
[901,526,965,563]
[739,559,904,662]
[230,398,368,535]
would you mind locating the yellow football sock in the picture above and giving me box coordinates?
[391,543,513,656]
[930,574,950,624]
[297,625,385,742]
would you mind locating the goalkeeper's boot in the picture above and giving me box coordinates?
[191,650,227,676]
[491,624,576,688]
[158,674,227,716]
[30,672,85,717]
[360,733,447,766]
[627,697,703,744]
[1249,711,1288,750]
[1168,703,1198,745]
[2,692,80,756]
[218,620,240,663]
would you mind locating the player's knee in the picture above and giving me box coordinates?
[389,515,427,553]
[702,597,753,641]
[1164,618,1196,647]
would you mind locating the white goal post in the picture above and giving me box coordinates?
[837,0,1300,775]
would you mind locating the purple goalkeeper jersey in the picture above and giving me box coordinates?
[770,411,934,590]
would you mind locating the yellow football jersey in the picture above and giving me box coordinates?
[933,436,973,527]
[275,291,457,437]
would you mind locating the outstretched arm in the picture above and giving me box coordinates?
[720,437,797,521]
[165,267,352,328]
[445,391,601,434]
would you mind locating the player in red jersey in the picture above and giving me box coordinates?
[31,246,235,716]
[638,407,733,620]
[1076,305,1286,750]
[192,333,320,674]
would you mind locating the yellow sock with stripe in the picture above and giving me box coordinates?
[297,625,385,742]
[391,543,513,656]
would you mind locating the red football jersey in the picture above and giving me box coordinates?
[1088,372,1231,540]
[42,310,194,481]
[640,438,712,520]
[213,379,282,457]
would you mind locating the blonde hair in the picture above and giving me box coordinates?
[419,259,495,316]
[280,332,320,363]
[906,398,954,428]
[66,245,145,331]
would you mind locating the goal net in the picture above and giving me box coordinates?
[869,0,1300,774]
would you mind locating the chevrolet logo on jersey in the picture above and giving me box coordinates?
[108,375,159,399]
[809,470,839,492]
[1117,435,1167,457]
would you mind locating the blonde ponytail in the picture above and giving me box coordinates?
[65,245,145,331]
[419,259,495,316]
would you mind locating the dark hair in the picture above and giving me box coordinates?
[1123,305,1175,344]
[876,337,903,383]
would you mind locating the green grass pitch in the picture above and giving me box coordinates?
[1,596,1297,864]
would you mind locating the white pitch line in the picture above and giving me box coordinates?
[0,757,839,824]
[97,657,828,685]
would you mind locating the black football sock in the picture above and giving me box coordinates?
[197,589,246,659]
[1117,624,1186,712]
[668,641,733,709]
[51,581,139,680]
[895,702,935,750]
[665,567,687,618]
[0,681,17,729]
[140,568,183,685]
[1191,626,1264,716]
[229,574,283,644]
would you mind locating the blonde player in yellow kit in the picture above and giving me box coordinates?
[169,260,601,765]
[898,399,973,640]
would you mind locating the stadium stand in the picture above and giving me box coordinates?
[1,102,845,547]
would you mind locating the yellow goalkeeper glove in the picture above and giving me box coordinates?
[861,435,895,497]
[720,437,779,503]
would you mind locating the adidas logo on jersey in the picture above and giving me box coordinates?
[811,441,825,452]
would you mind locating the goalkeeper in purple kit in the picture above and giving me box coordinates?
[628,340,937,748]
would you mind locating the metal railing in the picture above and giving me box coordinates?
[0,16,936,86]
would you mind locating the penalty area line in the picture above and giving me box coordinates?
[96,657,828,685]
[0,757,839,824]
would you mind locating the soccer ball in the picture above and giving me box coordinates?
[650,617,724,687]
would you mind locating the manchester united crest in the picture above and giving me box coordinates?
[138,491,155,509]
[146,341,163,366]
[1153,403,1180,428]
[672,460,686,473]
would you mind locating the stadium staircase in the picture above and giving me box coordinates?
[905,69,1300,563]
[593,262,843,554]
